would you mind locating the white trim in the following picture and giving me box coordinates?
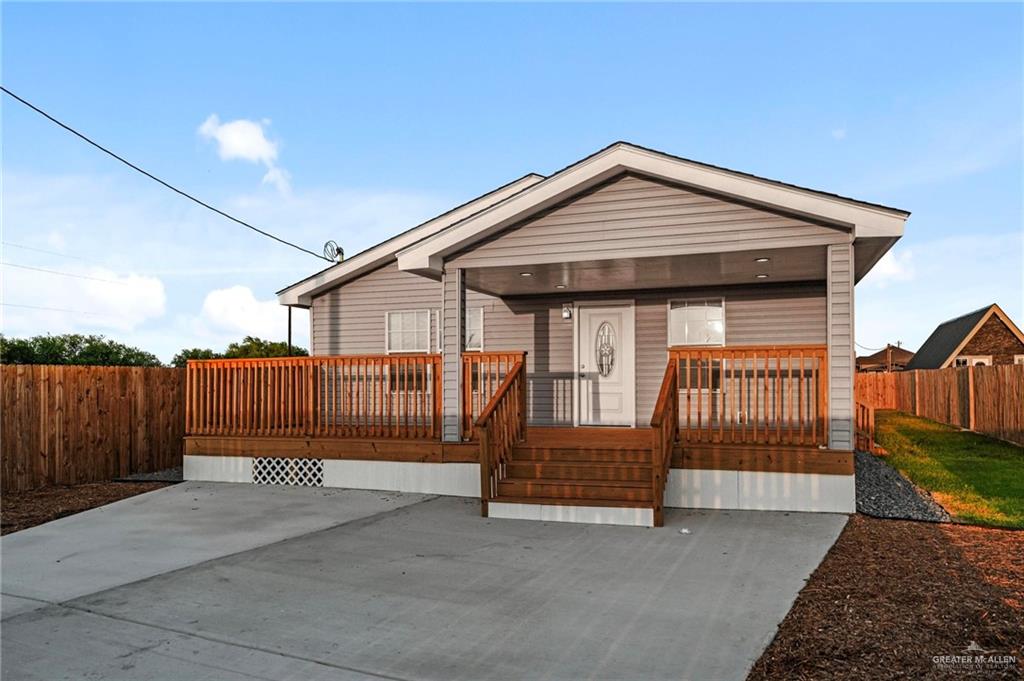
[322,460,479,497]
[184,455,253,483]
[488,502,654,527]
[277,174,545,306]
[385,309,432,354]
[573,300,637,428]
[666,297,726,347]
[397,143,908,276]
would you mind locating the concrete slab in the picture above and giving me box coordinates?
[0,481,430,618]
[2,493,847,681]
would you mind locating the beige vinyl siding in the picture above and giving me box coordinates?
[310,262,442,355]
[827,243,855,450]
[450,175,849,268]
[442,269,463,441]
[468,283,826,426]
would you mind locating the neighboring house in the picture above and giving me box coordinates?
[906,304,1024,370]
[857,344,915,372]
[183,142,910,526]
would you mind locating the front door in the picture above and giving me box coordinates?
[578,303,635,426]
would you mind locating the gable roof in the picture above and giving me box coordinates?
[277,173,545,306]
[906,304,1024,369]
[857,344,916,369]
[396,141,910,277]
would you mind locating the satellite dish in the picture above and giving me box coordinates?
[323,241,344,262]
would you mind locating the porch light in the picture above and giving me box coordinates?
[519,272,533,277]
[562,305,573,320]
[754,257,770,263]
[755,273,769,279]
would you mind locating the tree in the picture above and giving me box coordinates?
[171,348,221,368]
[0,334,162,366]
[223,336,308,359]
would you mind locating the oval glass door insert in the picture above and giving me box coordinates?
[595,321,616,377]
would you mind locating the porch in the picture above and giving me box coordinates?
[184,344,850,526]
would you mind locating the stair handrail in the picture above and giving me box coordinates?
[650,360,679,527]
[475,360,527,517]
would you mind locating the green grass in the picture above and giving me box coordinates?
[873,410,1024,529]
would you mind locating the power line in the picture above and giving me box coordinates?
[855,341,886,353]
[2,242,89,261]
[1,261,131,285]
[0,302,118,318]
[0,85,331,263]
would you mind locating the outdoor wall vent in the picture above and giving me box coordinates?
[252,457,324,487]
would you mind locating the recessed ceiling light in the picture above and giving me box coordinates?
[555,284,566,289]
[755,273,769,279]
[754,257,770,263]
[519,272,533,277]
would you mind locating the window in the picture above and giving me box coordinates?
[1014,355,1024,366]
[668,299,725,346]
[954,355,992,367]
[386,310,430,353]
[465,307,484,351]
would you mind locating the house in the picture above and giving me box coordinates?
[183,142,910,526]
[906,303,1024,369]
[857,344,915,372]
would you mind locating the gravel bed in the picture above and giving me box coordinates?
[117,466,183,483]
[855,450,950,522]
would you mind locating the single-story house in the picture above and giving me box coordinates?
[856,344,915,372]
[183,142,910,526]
[906,303,1024,369]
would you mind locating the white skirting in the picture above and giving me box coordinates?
[184,456,855,515]
[487,502,654,527]
[321,460,479,497]
[183,455,478,497]
[665,469,855,513]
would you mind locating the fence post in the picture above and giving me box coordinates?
[968,364,976,431]
[914,371,920,416]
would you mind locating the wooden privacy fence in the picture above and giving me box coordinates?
[669,345,829,446]
[1,365,184,492]
[855,365,1024,446]
[186,354,443,439]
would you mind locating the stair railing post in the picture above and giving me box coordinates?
[478,424,491,517]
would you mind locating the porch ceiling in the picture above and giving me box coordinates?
[462,246,827,297]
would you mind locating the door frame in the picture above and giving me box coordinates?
[572,299,637,428]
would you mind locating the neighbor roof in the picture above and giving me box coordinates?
[856,344,916,369]
[906,304,1024,369]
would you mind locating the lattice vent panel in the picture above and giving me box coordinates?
[252,457,324,487]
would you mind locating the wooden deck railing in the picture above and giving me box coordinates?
[650,361,679,527]
[855,400,878,453]
[461,351,527,439]
[476,360,527,516]
[186,354,442,439]
[669,345,829,446]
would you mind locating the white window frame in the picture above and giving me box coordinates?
[953,355,993,367]
[1015,355,1024,365]
[667,298,726,347]
[465,307,484,352]
[384,309,431,354]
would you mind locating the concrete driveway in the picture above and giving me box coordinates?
[2,483,847,681]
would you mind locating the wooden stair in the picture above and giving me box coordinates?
[490,427,656,511]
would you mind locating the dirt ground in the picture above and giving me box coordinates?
[749,515,1024,680]
[1,482,170,535]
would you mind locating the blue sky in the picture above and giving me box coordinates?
[3,2,1021,362]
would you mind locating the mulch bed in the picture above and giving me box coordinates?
[749,515,1023,680]
[1,481,170,535]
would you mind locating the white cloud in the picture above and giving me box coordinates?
[198,114,290,194]
[2,263,166,334]
[198,114,278,165]
[195,285,289,340]
[831,128,847,141]
[861,249,914,288]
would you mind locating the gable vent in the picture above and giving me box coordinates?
[252,457,324,487]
